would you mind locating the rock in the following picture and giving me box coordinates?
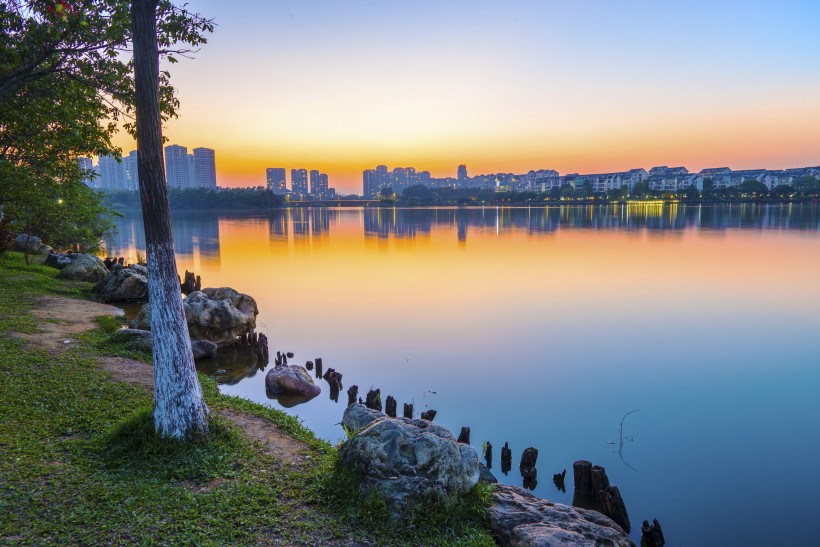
[265,364,320,400]
[14,234,42,253]
[115,328,217,361]
[130,287,258,347]
[45,252,73,269]
[338,404,480,513]
[92,264,148,302]
[488,484,634,547]
[479,463,498,484]
[38,244,53,254]
[56,254,108,282]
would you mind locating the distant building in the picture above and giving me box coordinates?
[309,170,320,195]
[314,173,329,198]
[123,150,139,190]
[186,153,196,188]
[457,164,468,185]
[164,144,189,188]
[77,157,94,186]
[98,154,126,190]
[266,168,287,193]
[291,168,308,196]
[363,169,377,198]
[193,147,217,188]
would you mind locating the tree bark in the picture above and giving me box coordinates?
[131,0,209,439]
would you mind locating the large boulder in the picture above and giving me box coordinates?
[92,264,148,302]
[338,404,480,513]
[56,254,108,282]
[265,364,321,405]
[488,484,634,547]
[14,234,41,253]
[129,287,258,347]
[45,252,73,269]
[115,328,217,361]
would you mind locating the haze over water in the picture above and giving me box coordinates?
[106,204,820,546]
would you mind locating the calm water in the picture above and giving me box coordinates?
[105,204,820,546]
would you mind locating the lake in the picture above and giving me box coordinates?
[104,203,820,546]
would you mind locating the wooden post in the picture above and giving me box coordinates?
[420,409,436,422]
[519,447,538,470]
[365,389,381,411]
[385,395,397,417]
[347,385,358,406]
[306,360,314,370]
[457,427,470,444]
[484,441,493,468]
[403,403,413,419]
[315,360,323,379]
[641,519,665,547]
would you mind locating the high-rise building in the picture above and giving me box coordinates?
[314,173,329,198]
[98,154,127,190]
[77,157,94,187]
[186,154,196,188]
[291,168,308,196]
[123,150,139,190]
[376,165,389,192]
[266,168,287,193]
[164,144,188,188]
[458,164,468,184]
[363,169,377,198]
[193,147,217,188]
[309,169,320,195]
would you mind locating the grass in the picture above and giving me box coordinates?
[0,251,495,545]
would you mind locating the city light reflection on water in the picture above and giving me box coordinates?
[105,204,820,547]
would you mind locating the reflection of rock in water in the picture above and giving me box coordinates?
[271,391,320,408]
[196,346,265,385]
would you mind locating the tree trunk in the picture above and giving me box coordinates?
[131,0,209,439]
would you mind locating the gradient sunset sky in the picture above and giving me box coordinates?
[113,0,820,193]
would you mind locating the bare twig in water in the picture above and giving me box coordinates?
[617,409,640,471]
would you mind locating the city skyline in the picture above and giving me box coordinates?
[83,145,217,191]
[109,1,820,193]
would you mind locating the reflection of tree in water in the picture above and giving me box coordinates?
[361,204,820,242]
[196,346,266,385]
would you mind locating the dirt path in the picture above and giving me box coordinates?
[16,294,306,464]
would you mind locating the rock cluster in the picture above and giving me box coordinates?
[14,234,51,254]
[338,405,480,513]
[130,287,258,347]
[55,254,108,282]
[92,264,148,302]
[488,484,634,547]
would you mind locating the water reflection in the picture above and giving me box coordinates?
[105,213,221,261]
[106,204,820,257]
[196,346,267,385]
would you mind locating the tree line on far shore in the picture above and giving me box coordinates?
[380,175,820,206]
[103,187,283,212]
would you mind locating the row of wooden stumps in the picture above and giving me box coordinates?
[304,358,344,402]
[345,386,437,422]
[452,434,663,545]
[236,329,269,363]
[180,270,202,295]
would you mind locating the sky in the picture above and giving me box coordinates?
[112,0,820,194]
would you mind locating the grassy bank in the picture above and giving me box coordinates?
[0,252,493,546]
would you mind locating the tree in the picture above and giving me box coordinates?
[132,0,208,439]
[1,1,211,253]
[631,181,650,197]
[379,186,394,199]
[739,179,768,197]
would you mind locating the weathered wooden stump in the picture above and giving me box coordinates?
[457,426,470,444]
[365,389,381,411]
[484,441,493,468]
[286,352,294,359]
[347,385,358,406]
[385,396,397,418]
[181,270,197,295]
[420,409,436,422]
[519,447,538,470]
[641,519,665,547]
[275,351,282,367]
[306,360,313,370]
[572,460,631,533]
[315,360,323,379]
[553,469,567,492]
[403,403,413,419]
[501,441,512,474]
